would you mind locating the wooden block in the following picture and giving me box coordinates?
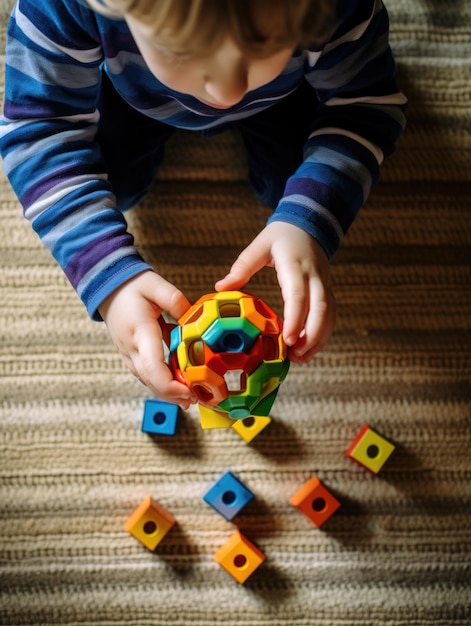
[231,415,272,443]
[125,496,175,551]
[141,399,179,436]
[346,424,395,473]
[214,531,265,583]
[203,470,254,521]
[290,476,340,528]
[198,404,233,429]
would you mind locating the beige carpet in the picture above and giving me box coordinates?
[1,1,470,624]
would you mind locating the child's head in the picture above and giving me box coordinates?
[87,0,336,57]
[88,0,336,108]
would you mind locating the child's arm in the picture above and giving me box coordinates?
[269,0,407,260]
[0,1,195,403]
[0,1,152,322]
[220,0,406,359]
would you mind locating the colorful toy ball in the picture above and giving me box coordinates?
[168,291,290,420]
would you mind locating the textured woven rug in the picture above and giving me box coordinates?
[1,1,470,624]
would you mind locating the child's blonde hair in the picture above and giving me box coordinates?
[86,0,336,57]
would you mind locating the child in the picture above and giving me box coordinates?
[0,0,406,408]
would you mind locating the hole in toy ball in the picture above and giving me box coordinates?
[254,297,271,316]
[224,369,246,393]
[261,335,278,360]
[312,497,327,512]
[188,340,205,365]
[153,412,166,426]
[367,444,380,459]
[219,302,240,318]
[222,490,236,505]
[192,385,214,404]
[143,521,158,535]
[242,416,255,428]
[233,554,247,568]
[184,304,204,324]
[223,333,244,352]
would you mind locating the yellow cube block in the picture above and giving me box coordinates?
[214,531,265,583]
[125,496,175,551]
[346,425,395,474]
[231,415,272,443]
[198,404,233,429]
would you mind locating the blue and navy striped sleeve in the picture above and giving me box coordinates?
[0,0,406,321]
[268,0,407,259]
[0,0,152,320]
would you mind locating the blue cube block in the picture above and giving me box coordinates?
[142,399,179,436]
[203,471,254,521]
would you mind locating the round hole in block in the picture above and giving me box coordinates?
[222,490,237,506]
[242,416,255,428]
[143,520,158,535]
[312,497,327,512]
[153,411,166,426]
[233,554,247,569]
[367,444,380,459]
[223,332,244,352]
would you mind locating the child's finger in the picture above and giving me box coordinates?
[277,267,309,347]
[215,235,271,291]
[133,321,197,404]
[290,280,336,360]
[149,273,192,321]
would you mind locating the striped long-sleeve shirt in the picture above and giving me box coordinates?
[0,0,407,320]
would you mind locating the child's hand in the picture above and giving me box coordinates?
[215,222,336,363]
[98,272,197,408]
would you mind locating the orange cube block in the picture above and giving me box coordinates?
[214,531,265,583]
[125,496,176,551]
[290,476,341,528]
